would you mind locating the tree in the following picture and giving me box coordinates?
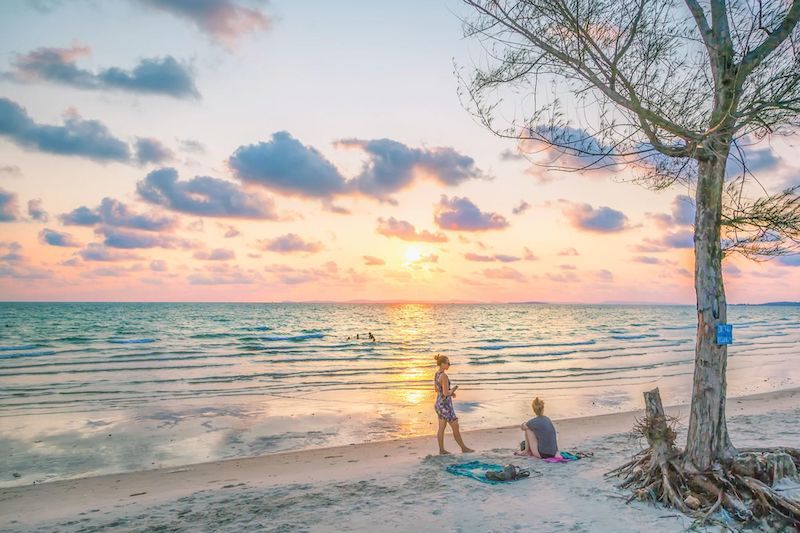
[461,0,800,525]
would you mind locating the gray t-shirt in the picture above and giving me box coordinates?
[526,415,558,457]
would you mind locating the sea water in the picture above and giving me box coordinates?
[1,302,798,486]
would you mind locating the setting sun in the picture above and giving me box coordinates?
[403,246,422,265]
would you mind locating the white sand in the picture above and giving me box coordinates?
[1,387,798,532]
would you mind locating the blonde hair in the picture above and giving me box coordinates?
[434,354,450,367]
[532,397,545,416]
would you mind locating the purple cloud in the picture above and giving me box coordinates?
[193,248,235,261]
[61,197,175,231]
[465,252,520,263]
[663,231,694,249]
[78,243,140,262]
[27,198,48,222]
[512,200,531,215]
[776,255,800,267]
[561,201,630,233]
[150,259,168,272]
[0,242,23,262]
[137,167,279,219]
[40,228,80,247]
[260,233,323,254]
[135,138,174,165]
[434,196,509,232]
[140,0,271,46]
[338,138,486,199]
[97,226,193,249]
[0,98,130,162]
[0,188,20,222]
[229,131,348,199]
[229,132,487,203]
[376,217,448,242]
[9,45,200,99]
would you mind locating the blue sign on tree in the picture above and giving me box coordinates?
[716,324,733,345]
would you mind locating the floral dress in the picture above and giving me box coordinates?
[434,370,458,421]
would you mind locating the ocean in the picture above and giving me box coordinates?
[1,302,798,486]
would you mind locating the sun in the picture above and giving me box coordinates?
[403,246,422,265]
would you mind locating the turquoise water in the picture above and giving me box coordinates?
[0,303,798,485]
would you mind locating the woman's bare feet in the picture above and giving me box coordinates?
[439,449,452,455]
[460,447,474,453]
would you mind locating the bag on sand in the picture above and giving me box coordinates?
[485,463,530,482]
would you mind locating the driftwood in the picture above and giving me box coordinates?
[607,388,800,529]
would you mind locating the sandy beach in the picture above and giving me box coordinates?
[2,387,798,532]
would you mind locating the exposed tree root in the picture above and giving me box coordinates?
[607,388,800,530]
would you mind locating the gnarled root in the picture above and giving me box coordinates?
[607,388,800,529]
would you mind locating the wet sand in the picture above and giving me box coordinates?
[1,387,798,531]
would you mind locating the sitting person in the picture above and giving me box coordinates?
[515,397,558,458]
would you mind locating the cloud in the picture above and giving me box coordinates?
[0,242,23,262]
[259,233,323,254]
[137,167,279,219]
[139,0,271,47]
[60,197,175,231]
[0,264,51,280]
[40,228,80,247]
[0,165,22,177]
[649,195,694,229]
[662,231,694,249]
[376,217,448,242]
[9,45,199,99]
[229,131,348,199]
[545,271,579,283]
[523,247,538,261]
[0,98,130,162]
[78,243,140,262]
[434,196,509,231]
[150,259,168,272]
[560,201,630,233]
[188,267,260,285]
[26,198,49,222]
[193,248,235,261]
[512,200,530,215]
[483,266,526,282]
[263,261,368,285]
[595,269,614,282]
[363,255,385,266]
[0,188,20,221]
[776,255,800,267]
[337,138,487,199]
[178,138,206,154]
[516,125,620,181]
[229,132,487,203]
[558,248,579,256]
[135,138,174,165]
[96,226,194,249]
[98,56,199,98]
[218,223,241,238]
[465,252,520,263]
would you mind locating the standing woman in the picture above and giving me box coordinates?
[433,354,474,455]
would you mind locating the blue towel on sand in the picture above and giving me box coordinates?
[445,461,507,485]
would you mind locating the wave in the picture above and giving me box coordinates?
[239,326,272,331]
[610,334,660,340]
[108,338,157,344]
[0,350,56,360]
[260,333,326,342]
[0,344,37,352]
[472,340,596,351]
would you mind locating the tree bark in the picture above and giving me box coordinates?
[685,142,736,471]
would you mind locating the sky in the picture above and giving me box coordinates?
[0,0,798,304]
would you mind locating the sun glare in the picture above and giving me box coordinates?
[403,246,422,264]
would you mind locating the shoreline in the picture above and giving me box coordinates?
[2,386,798,529]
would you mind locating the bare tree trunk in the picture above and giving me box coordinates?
[685,143,736,471]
